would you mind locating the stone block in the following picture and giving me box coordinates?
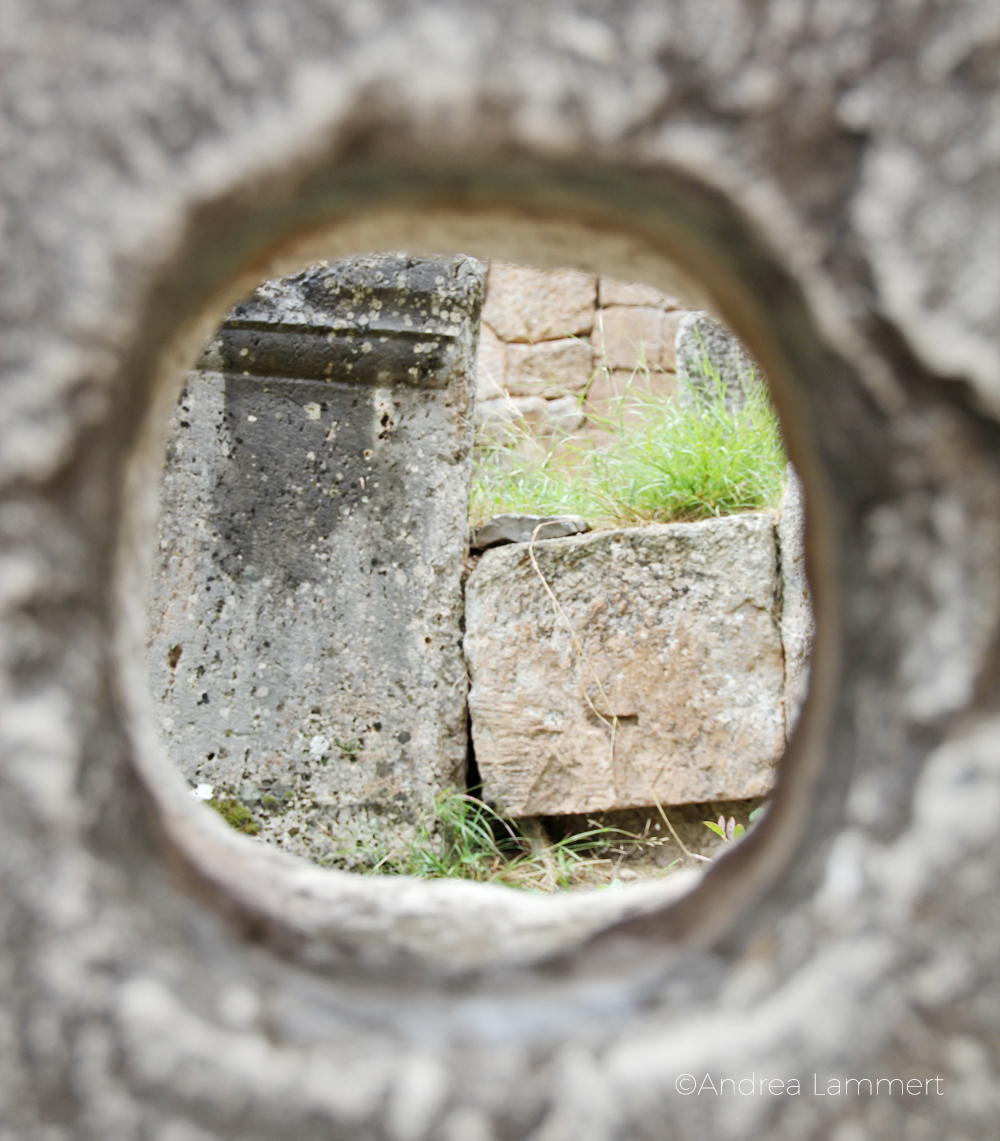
[598,277,681,309]
[475,393,585,437]
[676,310,763,409]
[475,321,506,399]
[593,306,684,372]
[505,336,594,396]
[147,254,485,865]
[482,262,596,342]
[470,514,590,551]
[465,515,785,817]
[779,465,814,736]
[581,368,679,443]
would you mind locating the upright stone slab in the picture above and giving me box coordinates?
[675,310,764,410]
[464,515,786,817]
[147,254,485,866]
[779,464,814,736]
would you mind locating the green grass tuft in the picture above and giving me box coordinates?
[367,791,656,891]
[470,354,786,529]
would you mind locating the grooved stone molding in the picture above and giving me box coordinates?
[4,2,1000,1140]
[146,255,484,865]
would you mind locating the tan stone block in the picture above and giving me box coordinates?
[593,306,677,371]
[482,263,596,342]
[475,322,507,400]
[505,337,594,397]
[583,369,678,433]
[598,277,681,309]
[659,309,686,372]
[465,516,785,816]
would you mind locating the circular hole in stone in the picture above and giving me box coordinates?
[117,203,832,972]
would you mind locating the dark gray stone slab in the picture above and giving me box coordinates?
[146,255,485,866]
[470,513,590,550]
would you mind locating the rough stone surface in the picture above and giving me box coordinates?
[779,465,814,737]
[676,309,764,408]
[146,255,484,864]
[481,262,596,342]
[470,513,590,551]
[581,368,679,442]
[466,516,785,816]
[475,392,585,436]
[594,306,684,373]
[6,3,1000,1140]
[599,277,681,310]
[504,336,594,396]
[474,321,506,399]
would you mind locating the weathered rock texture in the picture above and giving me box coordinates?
[466,516,785,816]
[469,513,590,551]
[147,255,484,864]
[6,2,1000,1140]
[475,262,694,438]
[779,465,813,736]
[676,310,764,410]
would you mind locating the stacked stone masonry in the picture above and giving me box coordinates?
[476,263,696,438]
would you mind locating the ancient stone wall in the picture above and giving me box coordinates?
[476,263,696,439]
[147,254,484,866]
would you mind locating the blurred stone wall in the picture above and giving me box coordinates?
[475,263,695,441]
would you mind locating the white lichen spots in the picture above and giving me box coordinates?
[309,734,329,757]
[414,341,440,354]
[190,783,214,801]
[247,415,257,422]
[303,403,321,420]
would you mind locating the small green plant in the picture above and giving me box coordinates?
[703,804,767,845]
[335,737,361,758]
[369,791,652,891]
[470,345,785,529]
[703,815,744,842]
[209,797,259,835]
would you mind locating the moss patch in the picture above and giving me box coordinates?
[209,797,259,835]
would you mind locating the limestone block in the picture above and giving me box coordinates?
[598,277,681,309]
[476,321,506,399]
[505,336,594,396]
[582,368,679,440]
[147,254,485,865]
[676,310,763,409]
[779,465,814,736]
[465,515,785,816]
[476,393,585,435]
[482,262,596,342]
[593,306,684,372]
